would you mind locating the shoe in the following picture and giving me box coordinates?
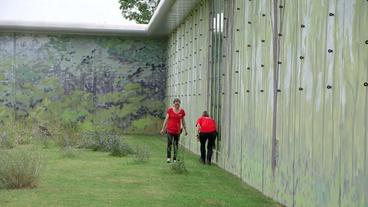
[207,160,211,165]
[167,158,171,163]
[199,158,205,164]
[173,160,177,163]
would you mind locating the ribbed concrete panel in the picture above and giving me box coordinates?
[227,0,368,206]
[166,0,209,154]
[225,0,274,197]
[167,0,367,206]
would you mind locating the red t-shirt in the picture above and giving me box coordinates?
[196,116,217,133]
[166,107,185,135]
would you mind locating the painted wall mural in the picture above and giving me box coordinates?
[0,33,167,136]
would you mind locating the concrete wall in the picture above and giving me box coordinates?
[167,0,368,206]
[166,0,210,154]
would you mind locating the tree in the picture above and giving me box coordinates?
[119,0,160,24]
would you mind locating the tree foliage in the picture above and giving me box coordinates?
[119,0,160,24]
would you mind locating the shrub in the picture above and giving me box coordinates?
[56,134,73,149]
[109,135,134,157]
[80,131,133,157]
[41,137,50,148]
[16,134,33,145]
[13,121,38,145]
[0,132,15,149]
[170,147,187,174]
[55,123,80,148]
[79,131,111,151]
[0,148,43,189]
[133,144,150,163]
[170,160,187,174]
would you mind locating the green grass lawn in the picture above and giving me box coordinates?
[0,135,282,207]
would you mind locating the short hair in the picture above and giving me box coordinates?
[173,98,181,104]
[202,111,209,117]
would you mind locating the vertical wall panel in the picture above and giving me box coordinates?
[230,0,242,178]
[275,1,299,205]
[259,0,275,198]
[293,0,317,206]
[340,1,368,206]
[167,0,367,206]
[166,0,210,155]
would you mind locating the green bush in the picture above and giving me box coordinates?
[55,123,80,148]
[80,131,133,157]
[14,123,34,145]
[79,131,111,151]
[0,132,15,149]
[170,148,187,174]
[170,160,187,174]
[109,136,134,157]
[133,144,150,163]
[0,148,44,189]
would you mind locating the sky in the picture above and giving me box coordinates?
[0,0,137,25]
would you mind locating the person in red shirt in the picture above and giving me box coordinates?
[196,111,217,165]
[160,98,188,163]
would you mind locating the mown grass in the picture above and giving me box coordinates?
[0,135,283,207]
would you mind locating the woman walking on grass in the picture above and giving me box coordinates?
[195,111,217,165]
[160,98,188,163]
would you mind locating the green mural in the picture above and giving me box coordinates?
[0,33,166,137]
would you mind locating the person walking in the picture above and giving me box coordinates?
[160,98,188,163]
[196,111,217,165]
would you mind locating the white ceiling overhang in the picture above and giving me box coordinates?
[0,0,201,36]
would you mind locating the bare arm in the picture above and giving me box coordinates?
[160,113,169,135]
[182,118,188,135]
[195,124,201,141]
[196,125,201,133]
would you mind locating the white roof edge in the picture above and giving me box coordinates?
[0,0,192,36]
[0,20,148,36]
[146,0,176,34]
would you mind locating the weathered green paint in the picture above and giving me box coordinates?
[167,0,367,206]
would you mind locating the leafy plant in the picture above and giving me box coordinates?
[170,147,187,174]
[79,130,133,157]
[133,144,150,163]
[109,135,134,157]
[79,131,110,151]
[0,132,15,149]
[170,160,188,174]
[119,0,161,24]
[0,147,44,189]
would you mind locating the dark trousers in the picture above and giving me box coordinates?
[167,133,180,160]
[199,132,216,163]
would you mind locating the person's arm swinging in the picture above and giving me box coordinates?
[160,113,169,135]
[182,118,188,136]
